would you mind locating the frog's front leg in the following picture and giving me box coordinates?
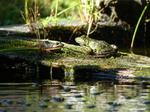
[84,47,93,54]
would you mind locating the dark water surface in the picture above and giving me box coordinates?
[0,78,150,112]
[120,48,150,57]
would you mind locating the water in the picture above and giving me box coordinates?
[0,79,150,112]
[0,52,150,112]
[120,48,150,57]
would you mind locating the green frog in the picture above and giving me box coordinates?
[75,35,118,57]
[34,39,64,53]
[34,40,64,48]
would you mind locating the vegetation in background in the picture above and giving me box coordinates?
[1,0,150,51]
[23,0,110,36]
[0,0,79,26]
[0,0,24,25]
[78,0,107,35]
[40,1,79,26]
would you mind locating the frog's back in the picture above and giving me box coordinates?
[75,35,118,57]
[88,38,118,57]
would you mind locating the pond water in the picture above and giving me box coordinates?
[0,74,150,112]
[120,48,150,57]
[1,49,150,112]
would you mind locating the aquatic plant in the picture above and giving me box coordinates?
[24,0,29,24]
[22,0,49,52]
[130,1,150,53]
[23,0,107,36]
[78,0,102,35]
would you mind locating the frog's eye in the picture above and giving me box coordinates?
[56,42,60,45]
[111,44,118,49]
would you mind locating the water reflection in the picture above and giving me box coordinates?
[0,80,150,112]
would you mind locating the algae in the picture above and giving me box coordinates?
[0,36,150,82]
[1,37,150,69]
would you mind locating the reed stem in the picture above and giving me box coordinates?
[130,2,150,53]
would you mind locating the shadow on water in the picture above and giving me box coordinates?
[1,55,150,111]
[0,54,149,83]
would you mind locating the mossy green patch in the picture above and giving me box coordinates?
[0,37,150,81]
[0,38,35,49]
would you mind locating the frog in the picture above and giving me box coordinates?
[34,39,64,53]
[75,35,118,57]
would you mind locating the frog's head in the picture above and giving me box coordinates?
[40,41,64,47]
[52,41,64,47]
[75,35,87,46]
